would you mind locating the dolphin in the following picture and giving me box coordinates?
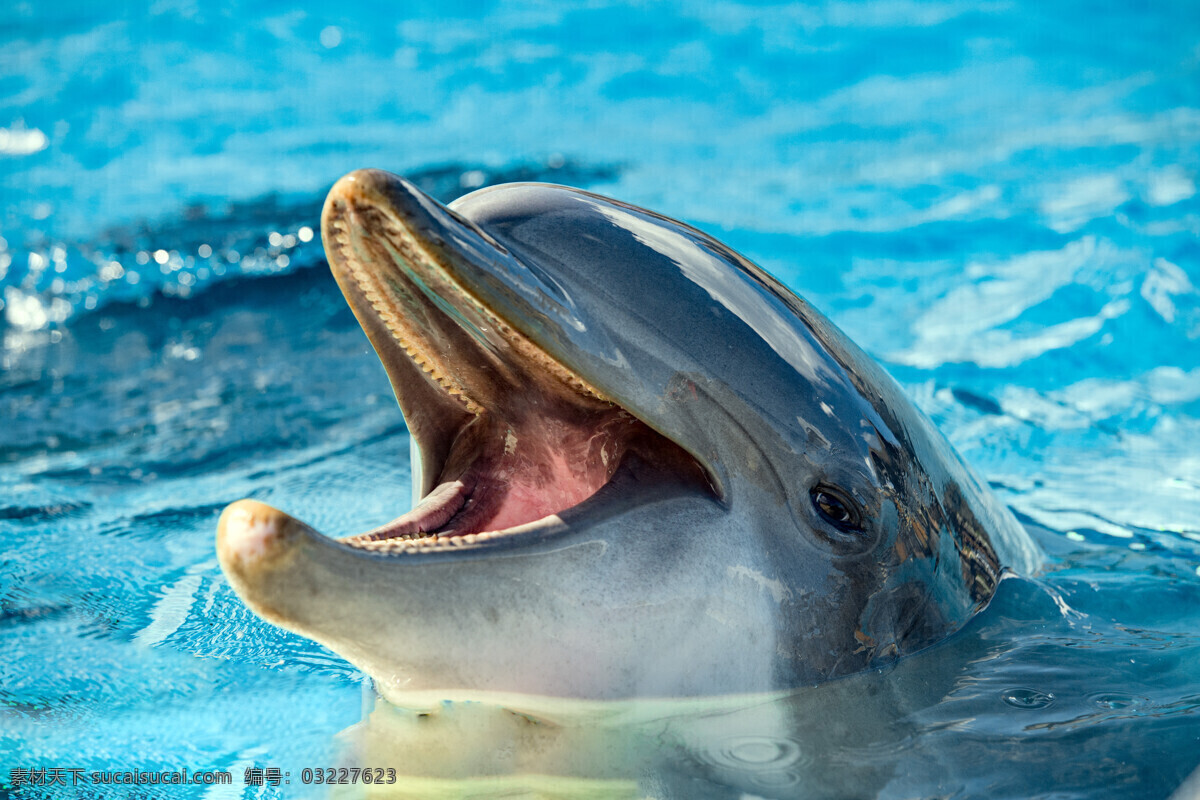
[217,169,1040,701]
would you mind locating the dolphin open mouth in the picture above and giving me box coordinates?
[321,170,706,553]
[217,171,1041,699]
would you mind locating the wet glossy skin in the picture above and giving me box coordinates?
[217,171,1040,700]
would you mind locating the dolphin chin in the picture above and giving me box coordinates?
[217,169,1041,700]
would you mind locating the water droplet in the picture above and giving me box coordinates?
[1001,688,1055,709]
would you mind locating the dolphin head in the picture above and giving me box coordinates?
[217,170,1039,700]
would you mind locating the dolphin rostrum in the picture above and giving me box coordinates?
[217,169,1040,701]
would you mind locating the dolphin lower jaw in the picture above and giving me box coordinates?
[315,170,708,552]
[217,489,787,698]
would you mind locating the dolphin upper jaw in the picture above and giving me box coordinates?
[311,170,717,552]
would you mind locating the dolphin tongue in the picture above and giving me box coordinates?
[341,480,470,544]
[340,408,644,548]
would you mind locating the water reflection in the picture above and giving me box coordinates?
[331,576,1200,798]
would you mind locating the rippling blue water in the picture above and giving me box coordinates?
[3,2,1199,798]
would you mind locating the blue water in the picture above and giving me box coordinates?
[3,1,1199,797]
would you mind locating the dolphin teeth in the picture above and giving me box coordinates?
[330,203,484,414]
[341,524,496,552]
[331,184,612,408]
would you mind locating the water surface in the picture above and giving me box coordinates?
[2,2,1199,797]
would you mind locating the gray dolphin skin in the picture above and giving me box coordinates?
[217,169,1040,701]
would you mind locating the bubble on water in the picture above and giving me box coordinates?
[700,735,810,770]
[694,735,811,791]
[1089,693,1147,710]
[728,738,798,765]
[1001,688,1055,709]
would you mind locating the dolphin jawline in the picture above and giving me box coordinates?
[293,169,710,555]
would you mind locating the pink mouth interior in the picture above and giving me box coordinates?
[343,405,657,545]
[326,183,707,551]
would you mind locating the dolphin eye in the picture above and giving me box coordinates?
[810,485,863,533]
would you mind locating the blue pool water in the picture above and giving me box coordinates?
[2,1,1199,797]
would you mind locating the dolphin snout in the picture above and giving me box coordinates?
[327,168,403,206]
[216,499,326,629]
[217,499,303,571]
[324,168,442,236]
